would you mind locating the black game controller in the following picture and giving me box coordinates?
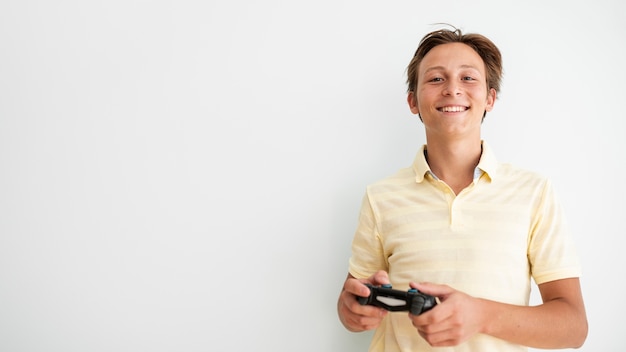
[357,283,437,315]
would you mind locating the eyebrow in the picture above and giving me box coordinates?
[423,65,481,74]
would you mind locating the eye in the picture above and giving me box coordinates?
[430,77,443,82]
[462,76,475,81]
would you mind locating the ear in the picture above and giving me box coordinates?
[485,88,497,112]
[407,92,419,115]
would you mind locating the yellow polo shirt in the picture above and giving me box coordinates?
[348,141,581,352]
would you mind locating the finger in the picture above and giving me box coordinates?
[341,297,388,324]
[344,277,371,297]
[339,301,386,331]
[418,328,460,348]
[347,313,387,331]
[410,282,453,297]
[340,286,388,319]
[371,270,390,286]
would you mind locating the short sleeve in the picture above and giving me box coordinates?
[348,192,388,279]
[528,180,582,284]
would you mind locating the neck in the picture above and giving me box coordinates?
[425,139,482,193]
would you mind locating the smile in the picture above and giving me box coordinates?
[438,106,468,112]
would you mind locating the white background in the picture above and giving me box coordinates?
[1,1,624,351]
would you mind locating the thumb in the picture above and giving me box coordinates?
[370,270,391,286]
[409,282,454,298]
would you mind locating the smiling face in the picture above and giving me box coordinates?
[408,42,496,140]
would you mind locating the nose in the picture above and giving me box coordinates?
[443,81,461,96]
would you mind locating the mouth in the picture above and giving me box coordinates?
[437,105,469,112]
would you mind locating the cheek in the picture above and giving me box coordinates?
[418,93,440,112]
[469,89,490,103]
[416,89,435,104]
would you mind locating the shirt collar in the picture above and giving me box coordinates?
[413,140,498,183]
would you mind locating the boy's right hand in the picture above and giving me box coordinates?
[337,270,391,332]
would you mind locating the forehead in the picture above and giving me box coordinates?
[419,42,485,74]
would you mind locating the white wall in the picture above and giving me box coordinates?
[1,1,624,351]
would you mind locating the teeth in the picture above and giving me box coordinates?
[441,106,467,112]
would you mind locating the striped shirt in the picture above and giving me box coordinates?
[348,141,581,352]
